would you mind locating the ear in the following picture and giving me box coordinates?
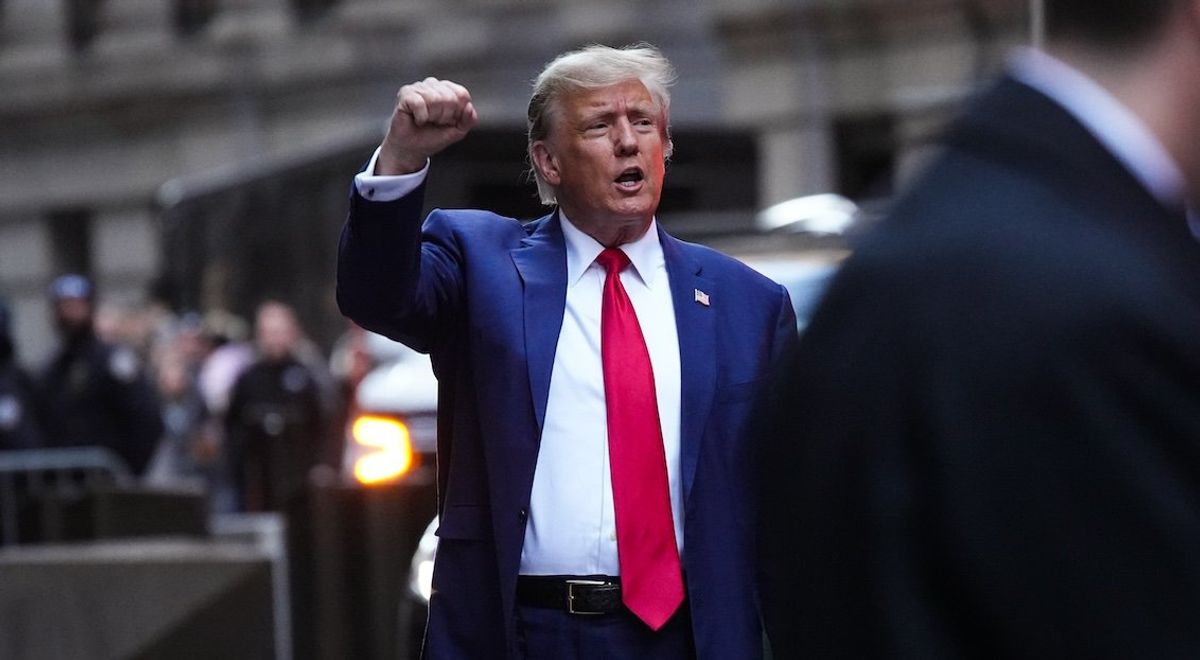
[530,141,562,186]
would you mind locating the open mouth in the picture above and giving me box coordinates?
[615,167,644,189]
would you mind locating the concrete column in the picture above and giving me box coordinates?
[92,206,161,305]
[0,216,54,287]
[759,124,836,207]
[0,216,57,366]
[715,3,837,207]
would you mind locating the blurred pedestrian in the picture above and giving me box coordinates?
[36,275,162,475]
[0,298,42,451]
[225,300,325,512]
[194,309,254,514]
[196,309,254,418]
[144,325,210,492]
[758,2,1200,658]
[327,322,374,464]
[225,300,327,660]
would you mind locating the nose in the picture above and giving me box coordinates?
[614,118,638,156]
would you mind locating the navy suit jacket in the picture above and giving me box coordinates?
[759,77,1200,659]
[338,183,798,659]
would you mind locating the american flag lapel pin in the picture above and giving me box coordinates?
[694,289,710,306]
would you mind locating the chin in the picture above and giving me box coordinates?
[612,197,657,220]
[610,208,654,228]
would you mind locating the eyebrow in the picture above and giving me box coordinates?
[578,104,658,125]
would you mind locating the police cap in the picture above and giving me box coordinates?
[49,274,95,301]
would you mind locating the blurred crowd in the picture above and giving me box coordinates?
[0,274,367,516]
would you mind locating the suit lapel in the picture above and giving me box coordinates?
[511,213,568,434]
[510,220,715,506]
[659,226,716,505]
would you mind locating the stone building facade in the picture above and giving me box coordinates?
[0,0,1030,364]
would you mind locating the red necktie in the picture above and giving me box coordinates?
[596,247,684,630]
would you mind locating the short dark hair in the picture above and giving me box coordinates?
[1046,0,1180,47]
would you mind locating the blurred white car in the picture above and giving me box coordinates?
[755,193,859,236]
[741,255,842,332]
[340,339,438,487]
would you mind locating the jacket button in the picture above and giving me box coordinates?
[518,508,528,522]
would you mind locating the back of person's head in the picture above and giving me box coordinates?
[1046,0,1181,48]
[526,43,677,205]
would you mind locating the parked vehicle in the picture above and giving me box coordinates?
[741,254,842,332]
[341,339,438,488]
[334,335,439,658]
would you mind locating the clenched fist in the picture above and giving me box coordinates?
[377,77,479,175]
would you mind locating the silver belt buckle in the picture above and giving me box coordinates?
[566,579,608,615]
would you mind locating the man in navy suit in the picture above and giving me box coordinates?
[759,1,1200,658]
[338,44,797,659]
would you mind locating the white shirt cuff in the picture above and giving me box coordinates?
[354,147,430,202]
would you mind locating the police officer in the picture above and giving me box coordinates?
[225,300,325,512]
[225,300,327,660]
[36,275,162,475]
[0,298,42,451]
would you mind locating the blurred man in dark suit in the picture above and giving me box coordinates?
[758,1,1200,658]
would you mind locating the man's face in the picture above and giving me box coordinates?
[533,79,668,245]
[54,297,92,337]
[255,306,299,362]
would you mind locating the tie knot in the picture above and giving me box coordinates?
[596,248,630,276]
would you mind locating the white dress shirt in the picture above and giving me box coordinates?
[519,210,682,576]
[1009,48,1199,236]
[354,148,428,201]
[355,152,685,576]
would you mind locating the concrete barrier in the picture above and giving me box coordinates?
[0,538,276,660]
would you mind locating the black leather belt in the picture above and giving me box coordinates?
[516,575,624,615]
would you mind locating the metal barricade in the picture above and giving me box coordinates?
[0,447,132,546]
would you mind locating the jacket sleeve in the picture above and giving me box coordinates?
[336,183,463,353]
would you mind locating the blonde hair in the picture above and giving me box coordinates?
[527,43,677,205]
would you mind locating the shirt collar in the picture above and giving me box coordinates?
[559,210,664,290]
[1009,48,1189,211]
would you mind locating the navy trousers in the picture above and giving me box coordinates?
[514,603,696,660]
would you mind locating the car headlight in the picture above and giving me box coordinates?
[350,414,415,485]
[408,517,439,603]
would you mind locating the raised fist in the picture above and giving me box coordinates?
[377,77,479,175]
